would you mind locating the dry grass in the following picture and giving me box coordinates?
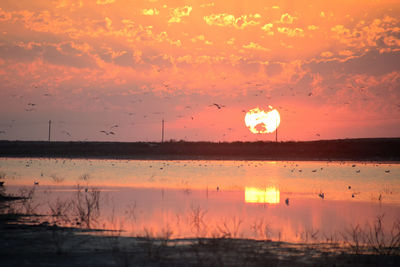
[342,215,400,255]
[73,185,100,229]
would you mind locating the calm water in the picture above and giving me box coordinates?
[1,158,399,242]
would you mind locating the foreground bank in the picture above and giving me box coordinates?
[1,218,400,267]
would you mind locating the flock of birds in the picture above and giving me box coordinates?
[1,97,230,140]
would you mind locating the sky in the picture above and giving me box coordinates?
[0,0,399,142]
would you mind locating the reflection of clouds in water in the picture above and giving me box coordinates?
[0,158,399,242]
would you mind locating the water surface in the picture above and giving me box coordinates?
[1,158,399,242]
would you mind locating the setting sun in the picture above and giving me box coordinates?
[245,106,281,134]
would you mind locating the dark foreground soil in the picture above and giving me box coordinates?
[1,138,400,161]
[1,214,399,267]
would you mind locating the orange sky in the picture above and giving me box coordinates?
[0,0,399,142]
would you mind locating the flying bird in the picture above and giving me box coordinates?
[61,130,71,137]
[100,130,115,135]
[210,103,225,109]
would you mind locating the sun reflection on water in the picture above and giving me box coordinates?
[245,187,280,204]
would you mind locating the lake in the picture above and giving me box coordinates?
[1,158,399,243]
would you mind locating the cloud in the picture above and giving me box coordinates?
[142,8,160,16]
[204,13,261,29]
[155,31,182,46]
[113,51,135,67]
[96,0,115,5]
[280,13,296,24]
[21,10,75,35]
[306,50,400,76]
[237,59,260,75]
[141,52,172,69]
[204,13,235,27]
[0,43,42,62]
[264,62,283,76]
[42,42,96,68]
[261,23,274,35]
[338,50,354,57]
[242,42,269,51]
[0,8,12,21]
[105,17,112,30]
[168,5,192,23]
[320,51,333,58]
[227,38,235,45]
[193,35,205,42]
[277,27,304,37]
[200,2,215,8]
[56,0,83,10]
[0,41,95,69]
[330,16,400,51]
[308,25,318,30]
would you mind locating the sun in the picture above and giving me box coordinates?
[244,106,280,134]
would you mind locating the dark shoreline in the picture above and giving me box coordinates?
[1,138,400,161]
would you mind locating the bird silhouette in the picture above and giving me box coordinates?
[285,198,289,206]
[62,130,71,137]
[210,103,225,109]
[100,130,115,135]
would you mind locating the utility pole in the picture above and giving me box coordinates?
[161,119,164,143]
[275,117,278,142]
[48,120,52,141]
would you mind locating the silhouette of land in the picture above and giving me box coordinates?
[1,138,399,161]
